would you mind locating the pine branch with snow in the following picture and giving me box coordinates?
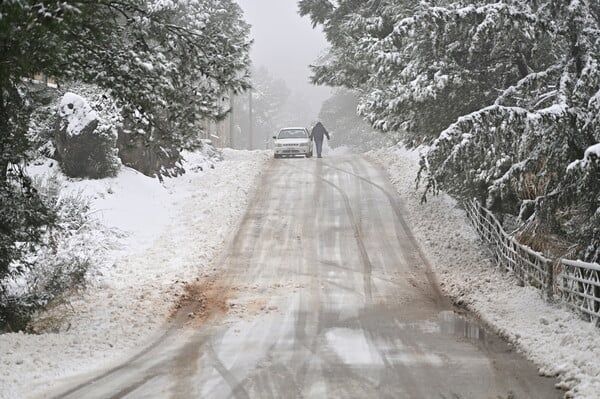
[303,0,600,261]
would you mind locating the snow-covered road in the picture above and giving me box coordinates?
[42,155,559,398]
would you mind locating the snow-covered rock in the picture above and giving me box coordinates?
[54,92,120,179]
[58,92,98,136]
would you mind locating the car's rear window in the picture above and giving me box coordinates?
[278,129,307,139]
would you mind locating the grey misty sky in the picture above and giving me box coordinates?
[235,0,331,115]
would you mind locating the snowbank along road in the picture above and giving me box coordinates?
[45,155,560,398]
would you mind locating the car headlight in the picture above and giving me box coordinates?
[276,143,283,147]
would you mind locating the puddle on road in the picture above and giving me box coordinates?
[433,310,526,355]
[437,310,486,342]
[431,310,521,355]
[398,309,501,351]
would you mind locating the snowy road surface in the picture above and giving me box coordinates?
[46,156,559,398]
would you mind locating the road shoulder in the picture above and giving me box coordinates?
[367,146,600,399]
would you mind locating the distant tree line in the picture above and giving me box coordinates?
[300,0,600,262]
[232,66,319,150]
[0,0,251,314]
[233,66,291,149]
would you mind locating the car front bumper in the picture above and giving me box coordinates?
[274,145,311,155]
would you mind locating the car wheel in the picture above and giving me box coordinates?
[306,152,312,158]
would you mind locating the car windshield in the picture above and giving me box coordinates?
[278,129,307,139]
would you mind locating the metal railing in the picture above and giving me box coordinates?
[464,199,600,327]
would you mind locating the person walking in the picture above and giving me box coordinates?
[310,121,330,158]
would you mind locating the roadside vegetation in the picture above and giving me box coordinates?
[0,0,251,331]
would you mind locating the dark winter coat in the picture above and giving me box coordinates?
[310,122,330,142]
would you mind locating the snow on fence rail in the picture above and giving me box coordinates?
[464,199,600,327]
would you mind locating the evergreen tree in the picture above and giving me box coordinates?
[419,1,600,261]
[0,1,251,281]
[300,0,600,261]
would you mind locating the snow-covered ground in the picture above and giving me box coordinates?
[2,144,599,398]
[0,149,270,399]
[368,146,600,399]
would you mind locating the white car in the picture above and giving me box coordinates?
[272,127,313,158]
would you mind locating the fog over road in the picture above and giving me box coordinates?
[49,156,559,399]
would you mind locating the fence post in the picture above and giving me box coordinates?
[545,260,554,301]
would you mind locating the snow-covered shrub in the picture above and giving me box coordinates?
[184,139,224,172]
[0,174,114,332]
[27,82,122,163]
[54,92,120,179]
[200,139,224,163]
[0,84,57,292]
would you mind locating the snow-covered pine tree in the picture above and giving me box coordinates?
[0,0,251,286]
[420,1,600,261]
[301,0,600,261]
[301,0,555,144]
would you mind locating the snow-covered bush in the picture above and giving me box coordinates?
[54,92,120,179]
[0,174,114,332]
[183,139,224,172]
[0,83,56,289]
[61,83,123,130]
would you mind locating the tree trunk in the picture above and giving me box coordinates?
[0,87,9,182]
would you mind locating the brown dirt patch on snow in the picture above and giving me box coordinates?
[170,276,232,327]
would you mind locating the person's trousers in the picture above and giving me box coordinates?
[315,139,323,157]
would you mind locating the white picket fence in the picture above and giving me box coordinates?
[464,199,600,327]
